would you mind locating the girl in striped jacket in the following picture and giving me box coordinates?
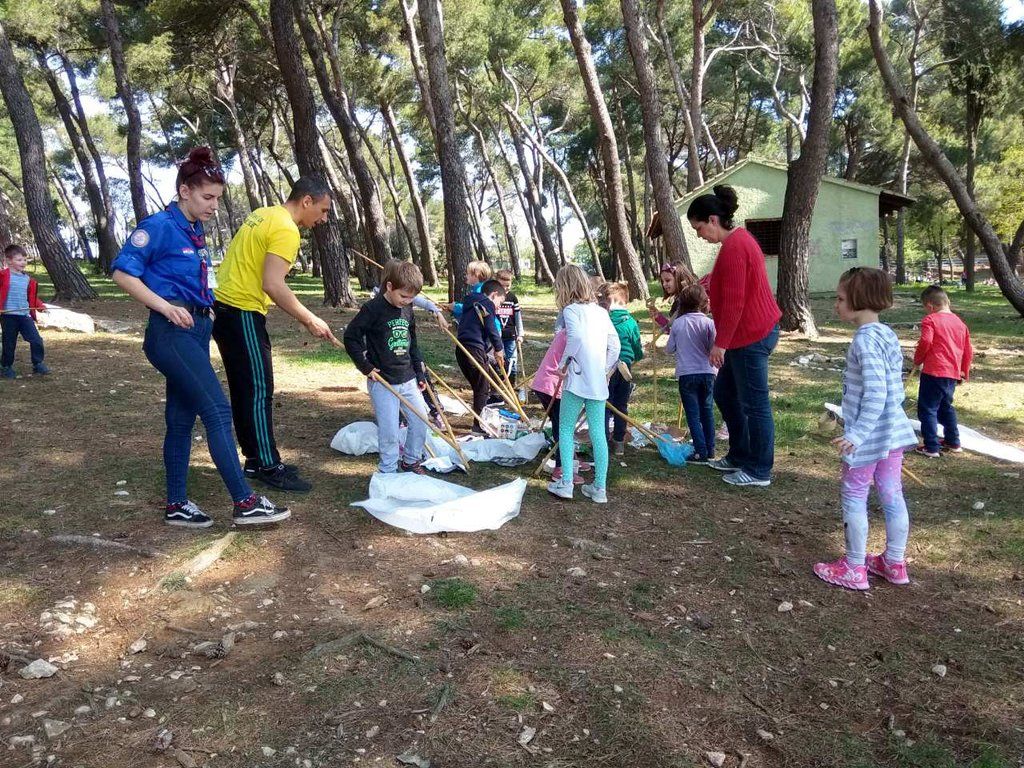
[814,268,917,591]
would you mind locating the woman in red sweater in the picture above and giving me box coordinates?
[687,185,781,487]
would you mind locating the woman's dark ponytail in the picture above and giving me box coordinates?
[686,184,739,229]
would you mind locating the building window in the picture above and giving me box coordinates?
[841,239,858,260]
[745,218,782,256]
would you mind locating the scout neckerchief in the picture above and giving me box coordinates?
[168,202,212,303]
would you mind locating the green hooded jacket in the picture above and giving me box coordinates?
[609,308,644,365]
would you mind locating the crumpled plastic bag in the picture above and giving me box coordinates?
[330,422,547,465]
[351,472,526,533]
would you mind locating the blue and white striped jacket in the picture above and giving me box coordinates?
[842,323,917,467]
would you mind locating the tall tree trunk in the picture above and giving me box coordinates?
[492,123,543,277]
[0,23,95,300]
[417,0,474,298]
[963,89,979,291]
[551,175,565,267]
[463,177,489,262]
[354,116,418,263]
[868,0,1024,315]
[51,168,91,261]
[61,53,118,267]
[620,0,691,269]
[268,0,353,306]
[467,119,520,279]
[381,104,437,284]
[37,52,118,273]
[400,0,437,137]
[776,0,837,337]
[503,104,604,278]
[562,0,648,298]
[99,0,147,225]
[216,60,263,211]
[507,115,557,284]
[296,1,393,267]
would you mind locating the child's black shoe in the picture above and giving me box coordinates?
[249,463,312,492]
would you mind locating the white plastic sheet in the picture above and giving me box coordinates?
[351,472,526,533]
[825,402,1024,464]
[329,422,547,464]
[35,305,95,334]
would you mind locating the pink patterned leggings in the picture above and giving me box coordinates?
[840,449,910,566]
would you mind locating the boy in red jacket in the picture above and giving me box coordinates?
[1,245,49,379]
[912,285,972,457]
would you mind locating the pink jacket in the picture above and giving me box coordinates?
[531,329,567,398]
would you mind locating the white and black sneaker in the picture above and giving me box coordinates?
[232,494,291,526]
[164,500,214,529]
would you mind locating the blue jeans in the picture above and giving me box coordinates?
[1,314,45,368]
[678,374,716,458]
[502,338,518,377]
[369,377,428,473]
[917,373,959,452]
[143,311,252,504]
[605,366,632,442]
[714,325,778,480]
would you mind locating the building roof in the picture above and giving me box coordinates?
[647,157,915,239]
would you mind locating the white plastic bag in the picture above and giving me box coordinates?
[351,473,526,533]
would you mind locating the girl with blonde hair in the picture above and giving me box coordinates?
[547,265,620,504]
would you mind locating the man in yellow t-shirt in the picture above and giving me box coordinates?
[213,177,339,493]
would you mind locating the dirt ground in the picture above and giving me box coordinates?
[1,292,1023,768]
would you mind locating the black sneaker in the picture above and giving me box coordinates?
[689,454,712,465]
[248,463,312,492]
[164,500,214,529]
[244,460,299,477]
[232,494,291,526]
[33,363,51,375]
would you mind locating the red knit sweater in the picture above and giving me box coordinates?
[708,227,782,349]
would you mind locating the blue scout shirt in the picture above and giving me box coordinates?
[111,202,214,306]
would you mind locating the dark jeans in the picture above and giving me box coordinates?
[456,345,491,432]
[918,372,959,452]
[714,325,779,480]
[534,390,561,467]
[678,373,716,458]
[605,366,632,442]
[1,314,44,368]
[212,302,281,469]
[144,311,251,504]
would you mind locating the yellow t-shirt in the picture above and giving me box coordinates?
[214,205,301,314]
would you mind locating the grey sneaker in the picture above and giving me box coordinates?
[581,484,608,503]
[546,480,574,500]
[707,457,740,472]
[722,470,770,487]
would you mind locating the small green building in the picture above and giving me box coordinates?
[650,158,912,294]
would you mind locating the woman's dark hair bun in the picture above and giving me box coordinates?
[186,146,216,167]
[712,185,739,218]
[176,146,225,189]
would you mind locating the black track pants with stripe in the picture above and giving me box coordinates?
[212,302,281,469]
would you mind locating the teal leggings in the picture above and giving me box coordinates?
[559,390,609,489]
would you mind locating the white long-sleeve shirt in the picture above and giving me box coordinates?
[558,302,620,400]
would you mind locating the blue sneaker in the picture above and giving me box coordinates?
[33,363,51,375]
[1,366,15,379]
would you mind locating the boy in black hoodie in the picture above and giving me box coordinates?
[344,261,430,474]
[455,278,506,433]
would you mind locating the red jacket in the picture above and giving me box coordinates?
[709,227,782,349]
[0,268,47,320]
[913,311,973,381]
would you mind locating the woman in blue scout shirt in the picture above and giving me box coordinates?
[112,147,290,529]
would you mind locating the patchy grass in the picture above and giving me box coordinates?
[430,578,478,611]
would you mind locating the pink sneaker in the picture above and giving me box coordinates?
[865,553,910,585]
[813,557,869,591]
